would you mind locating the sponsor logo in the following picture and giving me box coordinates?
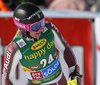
[24,47,46,60]
[32,81,41,84]
[30,71,44,80]
[31,39,47,50]
[42,27,48,33]
[30,59,61,81]
[42,59,60,78]
[15,17,20,21]
[4,51,11,69]
[21,66,35,72]
[29,65,40,69]
[26,10,41,20]
[47,40,54,49]
[16,23,25,28]
[44,69,61,82]
[26,37,35,42]
[17,39,26,48]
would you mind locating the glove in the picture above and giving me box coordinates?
[68,65,82,85]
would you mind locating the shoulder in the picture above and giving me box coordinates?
[45,21,59,33]
[6,42,18,54]
[4,42,19,70]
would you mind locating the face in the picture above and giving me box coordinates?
[29,28,43,38]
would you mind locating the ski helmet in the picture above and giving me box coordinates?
[13,2,45,33]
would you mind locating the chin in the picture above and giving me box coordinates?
[35,34,41,38]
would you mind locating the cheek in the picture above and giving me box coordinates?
[30,32,41,38]
[30,32,35,37]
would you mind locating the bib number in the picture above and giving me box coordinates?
[40,54,54,67]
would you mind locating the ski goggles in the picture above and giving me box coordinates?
[14,18,45,33]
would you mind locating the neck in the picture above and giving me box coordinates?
[21,32,38,42]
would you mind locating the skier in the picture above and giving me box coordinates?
[2,2,82,85]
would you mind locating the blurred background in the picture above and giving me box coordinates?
[0,0,100,12]
[0,0,100,85]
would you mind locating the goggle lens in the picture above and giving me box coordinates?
[30,18,45,32]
